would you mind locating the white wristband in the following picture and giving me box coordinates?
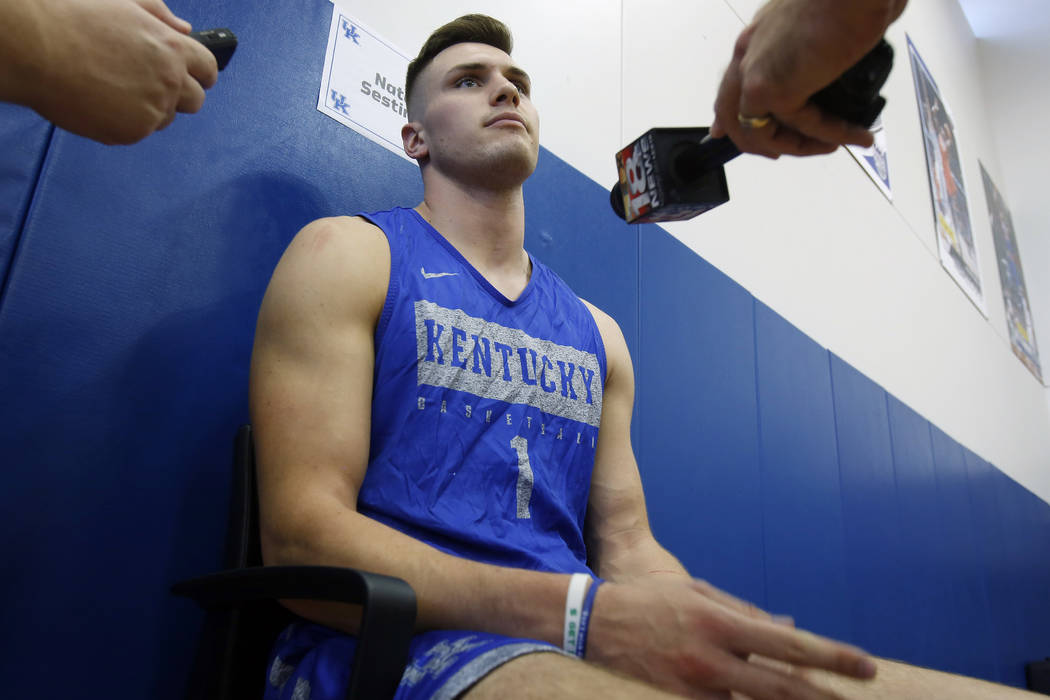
[563,573,590,653]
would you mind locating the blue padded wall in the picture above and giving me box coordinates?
[1002,472,1050,683]
[929,427,1001,681]
[0,1,422,696]
[0,104,52,296]
[884,394,955,671]
[987,467,1029,687]
[754,302,853,642]
[966,451,1015,683]
[1026,486,1050,659]
[829,355,906,659]
[637,230,764,607]
[2,1,1049,697]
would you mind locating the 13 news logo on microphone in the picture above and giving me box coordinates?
[612,128,729,224]
[615,132,662,223]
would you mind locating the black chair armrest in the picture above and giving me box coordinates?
[172,565,416,699]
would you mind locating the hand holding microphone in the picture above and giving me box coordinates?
[711,0,907,158]
[0,0,236,145]
[610,36,894,223]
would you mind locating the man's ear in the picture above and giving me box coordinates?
[402,122,428,162]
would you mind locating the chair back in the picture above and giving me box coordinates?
[179,424,417,700]
[186,424,297,699]
[226,424,262,570]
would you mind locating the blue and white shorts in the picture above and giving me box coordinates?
[264,622,569,700]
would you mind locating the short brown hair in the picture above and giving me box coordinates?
[405,14,513,118]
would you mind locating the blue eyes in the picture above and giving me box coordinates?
[455,76,530,96]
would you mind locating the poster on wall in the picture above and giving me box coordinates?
[979,163,1043,382]
[906,35,986,314]
[317,6,413,162]
[846,114,892,200]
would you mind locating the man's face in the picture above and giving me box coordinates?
[409,42,540,187]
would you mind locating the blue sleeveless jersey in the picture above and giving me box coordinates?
[358,207,606,574]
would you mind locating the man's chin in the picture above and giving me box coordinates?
[474,149,538,188]
[433,145,539,189]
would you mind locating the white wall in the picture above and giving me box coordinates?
[972,1,1050,432]
[341,0,1050,505]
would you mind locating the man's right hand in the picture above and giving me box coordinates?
[2,0,218,144]
[587,577,876,699]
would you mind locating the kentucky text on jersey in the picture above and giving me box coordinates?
[415,300,603,427]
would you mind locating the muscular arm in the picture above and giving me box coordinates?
[582,301,689,582]
[0,0,217,144]
[251,216,571,642]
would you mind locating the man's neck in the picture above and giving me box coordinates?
[415,173,531,294]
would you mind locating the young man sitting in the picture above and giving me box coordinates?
[250,14,1038,700]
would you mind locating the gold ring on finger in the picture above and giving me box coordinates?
[737,113,773,128]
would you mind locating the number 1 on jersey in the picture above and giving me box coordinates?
[510,435,533,519]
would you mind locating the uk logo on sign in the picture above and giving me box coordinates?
[330,91,350,115]
[341,20,361,44]
[317,9,412,162]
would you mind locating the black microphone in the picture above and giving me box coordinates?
[190,28,238,71]
[610,39,894,223]
[610,127,732,223]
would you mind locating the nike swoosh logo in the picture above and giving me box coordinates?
[421,267,459,279]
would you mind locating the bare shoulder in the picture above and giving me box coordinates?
[276,215,389,293]
[580,299,619,342]
[261,215,390,328]
[579,298,633,383]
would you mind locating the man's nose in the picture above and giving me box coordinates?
[492,80,520,106]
